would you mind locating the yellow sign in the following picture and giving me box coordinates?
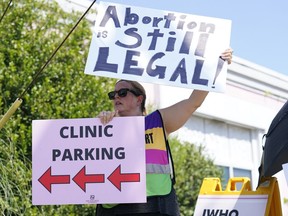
[194,177,282,216]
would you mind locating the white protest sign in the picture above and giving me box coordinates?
[194,195,268,216]
[32,117,146,205]
[85,2,232,92]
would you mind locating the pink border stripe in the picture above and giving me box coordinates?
[146,149,168,165]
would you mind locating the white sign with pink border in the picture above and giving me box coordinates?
[32,117,146,205]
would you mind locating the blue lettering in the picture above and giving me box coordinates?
[142,16,152,24]
[124,7,139,26]
[99,6,120,27]
[152,17,164,27]
[147,52,166,78]
[147,29,164,50]
[179,31,193,54]
[115,28,142,48]
[187,21,197,29]
[192,59,208,86]
[122,50,144,76]
[163,13,176,28]
[166,31,176,52]
[170,58,187,84]
[94,47,118,73]
[195,33,209,57]
[200,22,215,33]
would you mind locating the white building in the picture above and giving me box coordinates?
[143,56,288,215]
[57,0,288,214]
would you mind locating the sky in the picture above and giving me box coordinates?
[88,0,288,76]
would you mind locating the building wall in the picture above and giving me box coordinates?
[142,56,288,214]
[57,0,288,213]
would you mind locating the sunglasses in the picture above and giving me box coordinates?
[108,88,140,100]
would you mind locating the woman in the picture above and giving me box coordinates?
[96,49,233,216]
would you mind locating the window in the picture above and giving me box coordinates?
[218,166,252,190]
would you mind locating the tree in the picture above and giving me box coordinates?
[169,137,223,215]
[0,0,113,214]
[0,1,223,215]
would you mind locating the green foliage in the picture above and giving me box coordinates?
[170,137,223,216]
[0,0,114,156]
[0,0,223,215]
[0,0,113,214]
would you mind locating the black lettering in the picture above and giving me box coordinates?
[145,133,154,144]
[229,210,239,216]
[219,209,229,216]
[52,149,61,161]
[70,126,78,138]
[104,125,113,137]
[202,209,238,216]
[202,209,206,216]
[85,148,95,160]
[79,126,83,138]
[60,126,69,138]
[74,148,84,160]
[207,209,219,216]
[85,125,97,137]
[98,125,102,137]
[52,147,126,162]
[95,148,100,160]
[62,149,73,161]
[102,148,113,160]
[115,147,125,159]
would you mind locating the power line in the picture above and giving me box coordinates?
[0,0,13,23]
[18,0,97,99]
[0,0,97,129]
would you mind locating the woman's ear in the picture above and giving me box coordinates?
[137,95,144,106]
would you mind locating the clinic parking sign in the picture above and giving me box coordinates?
[32,117,146,205]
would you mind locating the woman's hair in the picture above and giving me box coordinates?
[116,79,146,115]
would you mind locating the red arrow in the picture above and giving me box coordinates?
[72,166,105,192]
[108,165,140,191]
[38,167,70,193]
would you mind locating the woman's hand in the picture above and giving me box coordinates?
[97,110,118,125]
[220,48,233,64]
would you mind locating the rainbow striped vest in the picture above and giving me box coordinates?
[102,111,174,208]
[145,110,173,196]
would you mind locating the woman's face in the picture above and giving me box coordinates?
[113,81,142,116]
